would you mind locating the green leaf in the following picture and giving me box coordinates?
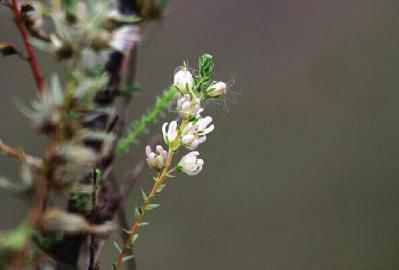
[134,207,142,218]
[95,168,102,183]
[157,184,166,193]
[113,241,122,253]
[122,255,135,262]
[141,188,148,201]
[32,231,59,251]
[29,37,52,52]
[1,223,32,251]
[119,82,141,97]
[61,0,77,14]
[199,53,214,78]
[138,222,149,227]
[145,204,160,210]
[129,234,139,246]
[122,228,131,235]
[156,0,169,10]
[149,194,160,200]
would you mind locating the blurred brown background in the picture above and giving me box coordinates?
[2,0,399,269]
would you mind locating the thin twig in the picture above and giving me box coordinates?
[117,207,136,270]
[0,141,21,160]
[113,149,175,269]
[10,0,45,94]
[0,141,41,166]
[89,169,99,270]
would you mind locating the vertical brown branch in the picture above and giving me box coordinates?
[10,0,45,94]
[13,135,58,268]
[89,169,98,270]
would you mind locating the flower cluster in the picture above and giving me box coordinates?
[145,55,227,176]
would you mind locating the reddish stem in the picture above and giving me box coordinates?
[0,143,19,159]
[10,0,45,94]
[114,151,174,269]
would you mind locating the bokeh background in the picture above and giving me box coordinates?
[2,0,399,269]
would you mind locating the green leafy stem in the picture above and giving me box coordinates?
[115,86,177,155]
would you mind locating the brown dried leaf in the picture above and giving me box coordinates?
[0,43,18,56]
[40,208,115,236]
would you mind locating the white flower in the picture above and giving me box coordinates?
[145,145,168,170]
[195,116,215,135]
[205,81,227,97]
[176,94,203,117]
[178,151,204,176]
[181,116,214,150]
[181,134,206,150]
[162,121,179,147]
[174,69,194,92]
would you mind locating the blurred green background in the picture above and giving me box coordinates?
[2,0,399,269]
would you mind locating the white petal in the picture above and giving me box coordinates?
[145,145,152,157]
[198,116,213,129]
[162,122,168,143]
[155,145,164,154]
[187,139,200,150]
[182,134,195,145]
[197,136,207,144]
[148,152,156,161]
[155,155,164,169]
[196,159,204,167]
[168,121,178,142]
[182,122,194,135]
[181,101,191,112]
[202,124,214,135]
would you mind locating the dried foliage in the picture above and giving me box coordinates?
[0,0,231,269]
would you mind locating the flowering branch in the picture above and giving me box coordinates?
[10,0,45,94]
[113,53,228,268]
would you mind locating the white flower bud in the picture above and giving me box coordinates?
[176,94,203,117]
[145,145,168,171]
[205,81,227,97]
[178,151,204,176]
[162,121,179,147]
[174,69,194,92]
